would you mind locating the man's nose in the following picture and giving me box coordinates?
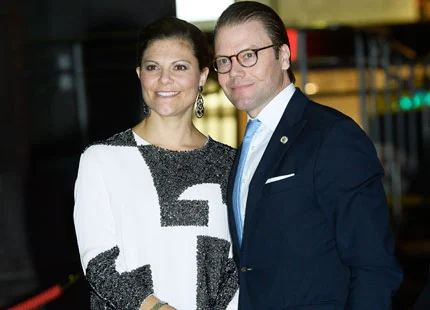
[229,57,245,77]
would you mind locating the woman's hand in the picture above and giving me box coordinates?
[140,295,177,310]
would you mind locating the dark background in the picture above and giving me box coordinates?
[1,1,176,308]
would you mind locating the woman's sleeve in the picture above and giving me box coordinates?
[215,256,239,310]
[73,147,154,309]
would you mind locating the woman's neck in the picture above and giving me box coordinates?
[132,116,207,151]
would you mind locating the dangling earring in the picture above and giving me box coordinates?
[195,86,204,118]
[142,100,151,118]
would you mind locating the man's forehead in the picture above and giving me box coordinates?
[218,19,265,32]
[215,22,270,50]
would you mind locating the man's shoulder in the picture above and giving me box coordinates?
[305,100,356,129]
[307,100,348,119]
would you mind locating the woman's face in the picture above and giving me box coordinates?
[136,38,208,119]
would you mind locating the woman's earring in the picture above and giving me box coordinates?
[195,86,204,118]
[142,100,151,118]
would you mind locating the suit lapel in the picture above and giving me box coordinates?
[241,88,310,247]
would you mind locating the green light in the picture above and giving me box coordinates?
[399,96,413,110]
[424,92,430,106]
[397,91,430,110]
[413,91,425,108]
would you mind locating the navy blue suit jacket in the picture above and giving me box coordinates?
[227,88,403,310]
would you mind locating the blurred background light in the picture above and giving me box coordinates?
[175,0,234,22]
[304,82,319,95]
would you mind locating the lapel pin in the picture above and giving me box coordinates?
[280,136,288,144]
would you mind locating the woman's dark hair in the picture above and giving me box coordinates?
[214,1,295,83]
[136,16,210,70]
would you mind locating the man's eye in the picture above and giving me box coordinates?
[242,51,255,59]
[218,58,229,65]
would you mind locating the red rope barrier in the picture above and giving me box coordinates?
[6,273,82,310]
[7,285,63,310]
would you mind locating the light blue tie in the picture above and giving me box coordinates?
[233,119,261,246]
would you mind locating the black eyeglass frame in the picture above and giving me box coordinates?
[213,44,276,74]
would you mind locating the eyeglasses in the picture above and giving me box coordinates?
[213,44,276,74]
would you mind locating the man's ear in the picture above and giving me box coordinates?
[279,44,291,71]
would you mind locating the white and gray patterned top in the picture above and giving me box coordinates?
[73,129,239,310]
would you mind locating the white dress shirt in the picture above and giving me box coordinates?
[239,83,296,222]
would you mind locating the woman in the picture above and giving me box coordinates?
[73,17,238,310]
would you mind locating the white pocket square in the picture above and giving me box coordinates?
[265,173,295,184]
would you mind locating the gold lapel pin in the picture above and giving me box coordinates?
[280,136,288,144]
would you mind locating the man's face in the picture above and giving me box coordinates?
[214,20,291,118]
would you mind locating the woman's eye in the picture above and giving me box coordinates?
[145,64,158,71]
[174,64,187,70]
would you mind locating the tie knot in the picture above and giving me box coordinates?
[244,119,261,139]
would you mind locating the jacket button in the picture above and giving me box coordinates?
[240,266,251,273]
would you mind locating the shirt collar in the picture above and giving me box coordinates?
[249,83,296,132]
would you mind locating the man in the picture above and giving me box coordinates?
[213,1,403,309]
